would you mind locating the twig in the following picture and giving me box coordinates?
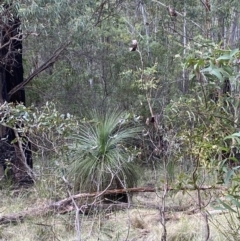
[160,182,168,241]
[62,176,81,241]
[13,129,36,182]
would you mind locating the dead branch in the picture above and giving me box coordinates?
[7,41,70,99]
[13,129,36,182]
[0,185,227,225]
[54,185,226,207]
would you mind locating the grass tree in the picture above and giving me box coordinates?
[68,110,141,194]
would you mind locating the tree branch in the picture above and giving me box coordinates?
[152,0,204,31]
[0,185,227,225]
[7,41,70,99]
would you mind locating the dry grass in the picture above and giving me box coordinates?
[0,168,237,241]
[0,187,235,241]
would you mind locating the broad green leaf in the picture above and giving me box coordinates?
[218,68,230,78]
[202,62,223,81]
[227,196,240,208]
[217,199,236,213]
[222,66,233,75]
[217,54,231,61]
[201,64,213,73]
[224,169,234,185]
[230,48,239,57]
[210,68,223,81]
[189,71,196,80]
[224,132,240,138]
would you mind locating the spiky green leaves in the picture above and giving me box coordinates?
[68,110,141,192]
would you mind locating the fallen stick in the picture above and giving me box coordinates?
[53,185,227,208]
[0,185,227,225]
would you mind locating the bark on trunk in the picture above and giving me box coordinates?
[0,4,32,185]
[228,9,239,47]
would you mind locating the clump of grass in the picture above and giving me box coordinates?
[131,216,146,229]
[167,216,202,241]
[210,211,240,241]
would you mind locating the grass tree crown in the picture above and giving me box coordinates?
[68,109,142,192]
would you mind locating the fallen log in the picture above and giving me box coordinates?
[0,185,227,225]
[52,185,227,209]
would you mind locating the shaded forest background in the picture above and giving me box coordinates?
[1,0,240,240]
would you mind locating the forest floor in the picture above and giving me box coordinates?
[0,190,235,240]
[0,173,237,241]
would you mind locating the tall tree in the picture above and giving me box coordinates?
[0,4,32,184]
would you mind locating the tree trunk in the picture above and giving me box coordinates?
[0,4,32,185]
[228,8,239,47]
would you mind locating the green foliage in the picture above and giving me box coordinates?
[211,186,240,241]
[68,109,142,192]
[119,62,161,115]
[0,101,77,154]
[167,96,233,163]
[1,1,240,238]
[185,37,239,84]
[164,39,240,189]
